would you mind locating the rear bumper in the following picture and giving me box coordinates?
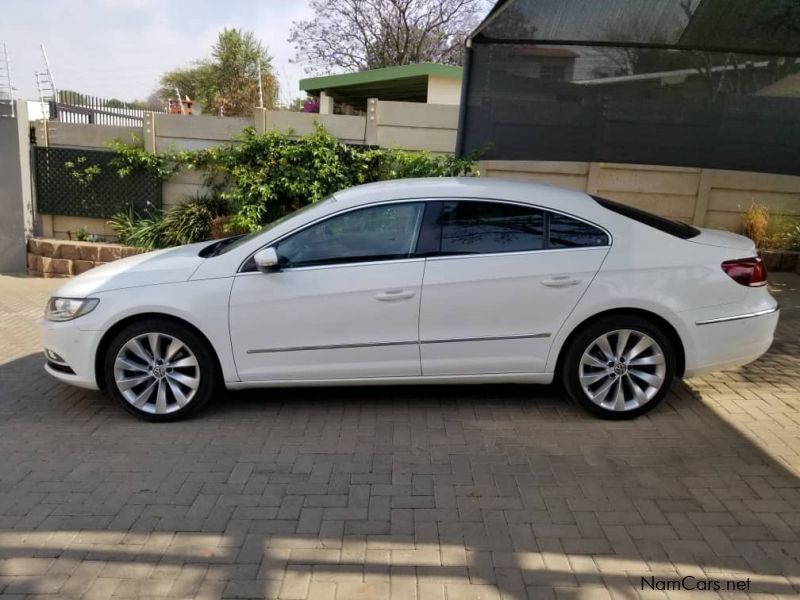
[680,304,779,377]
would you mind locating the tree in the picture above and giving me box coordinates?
[158,28,278,116]
[289,0,487,75]
[58,90,87,105]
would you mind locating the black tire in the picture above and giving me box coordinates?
[103,318,220,422]
[561,315,676,420]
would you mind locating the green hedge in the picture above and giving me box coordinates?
[110,124,479,248]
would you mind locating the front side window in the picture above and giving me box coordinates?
[276,203,425,268]
[439,201,544,255]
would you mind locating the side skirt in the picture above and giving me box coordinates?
[225,372,555,390]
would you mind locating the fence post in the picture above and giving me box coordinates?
[365,98,378,146]
[253,107,267,134]
[143,112,156,153]
[586,162,602,195]
[693,169,712,226]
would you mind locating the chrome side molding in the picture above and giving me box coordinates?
[695,305,779,326]
[247,332,551,354]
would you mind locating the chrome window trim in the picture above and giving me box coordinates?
[695,305,779,326]
[237,257,426,276]
[451,197,613,246]
[237,199,429,273]
[247,332,551,354]
[425,246,607,262]
[237,196,613,273]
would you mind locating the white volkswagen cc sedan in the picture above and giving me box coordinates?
[42,178,779,421]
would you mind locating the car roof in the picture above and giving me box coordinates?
[331,177,593,211]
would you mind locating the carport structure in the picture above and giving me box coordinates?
[300,63,463,114]
[457,0,800,176]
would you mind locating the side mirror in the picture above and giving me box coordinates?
[253,247,280,272]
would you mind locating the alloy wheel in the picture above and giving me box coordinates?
[113,332,200,415]
[578,329,666,412]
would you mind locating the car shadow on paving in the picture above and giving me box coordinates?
[0,337,799,598]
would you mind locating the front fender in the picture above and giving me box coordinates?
[79,278,239,384]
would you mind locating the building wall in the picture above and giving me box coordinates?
[32,102,800,241]
[34,102,462,239]
[426,76,462,105]
[479,161,800,230]
[0,102,34,273]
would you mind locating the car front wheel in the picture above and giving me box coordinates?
[104,318,219,421]
[562,316,675,419]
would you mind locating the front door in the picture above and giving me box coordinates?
[418,200,610,376]
[229,202,427,381]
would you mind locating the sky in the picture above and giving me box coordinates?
[0,0,316,105]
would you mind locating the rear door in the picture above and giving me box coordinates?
[418,200,611,376]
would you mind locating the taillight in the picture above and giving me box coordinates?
[721,257,768,287]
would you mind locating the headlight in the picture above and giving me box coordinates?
[45,297,100,322]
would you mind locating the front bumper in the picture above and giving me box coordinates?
[41,320,103,390]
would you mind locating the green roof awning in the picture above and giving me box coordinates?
[299,63,463,104]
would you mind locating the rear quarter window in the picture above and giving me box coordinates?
[592,196,700,240]
[549,213,609,248]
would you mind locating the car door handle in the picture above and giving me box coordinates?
[375,289,416,301]
[541,276,581,288]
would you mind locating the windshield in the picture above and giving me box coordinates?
[206,196,337,257]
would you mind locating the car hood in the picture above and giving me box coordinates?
[53,242,210,298]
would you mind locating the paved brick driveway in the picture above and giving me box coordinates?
[0,273,799,599]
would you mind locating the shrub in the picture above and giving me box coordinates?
[109,194,230,250]
[189,124,478,232]
[787,225,800,251]
[74,227,90,242]
[109,122,480,241]
[762,217,800,251]
[210,215,251,239]
[161,194,230,246]
[109,209,167,250]
[742,202,769,248]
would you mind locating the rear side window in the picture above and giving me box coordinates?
[439,201,544,254]
[549,213,609,248]
[593,196,700,239]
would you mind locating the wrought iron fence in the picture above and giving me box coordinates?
[52,91,165,127]
[34,146,161,218]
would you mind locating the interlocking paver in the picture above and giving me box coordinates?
[0,273,799,598]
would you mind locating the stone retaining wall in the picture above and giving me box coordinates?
[27,238,142,278]
[759,249,800,273]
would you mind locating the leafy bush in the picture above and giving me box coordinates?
[376,149,477,180]
[109,122,480,242]
[108,135,183,181]
[109,194,230,250]
[762,218,800,251]
[109,209,167,250]
[161,194,230,246]
[787,225,800,251]
[190,124,477,232]
[74,227,91,242]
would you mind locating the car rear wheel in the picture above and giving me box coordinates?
[104,319,219,421]
[562,316,675,419]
